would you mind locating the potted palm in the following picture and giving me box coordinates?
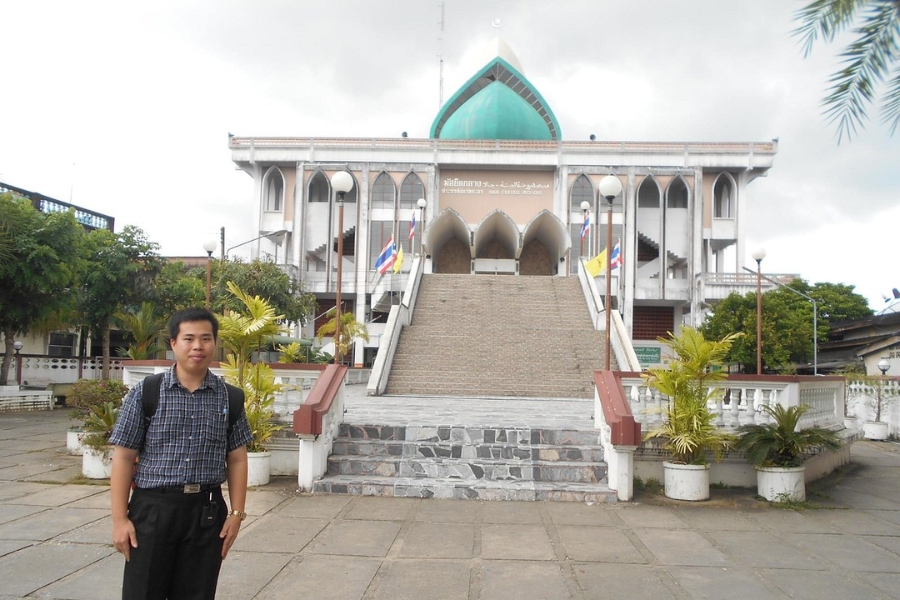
[81,401,120,479]
[736,404,841,502]
[65,379,129,455]
[218,281,285,486]
[643,327,739,501]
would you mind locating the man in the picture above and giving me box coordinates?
[109,307,252,600]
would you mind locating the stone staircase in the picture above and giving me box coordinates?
[309,274,619,502]
[384,274,613,398]
[313,421,616,502]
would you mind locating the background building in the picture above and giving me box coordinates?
[229,41,777,366]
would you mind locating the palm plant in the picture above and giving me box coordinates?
[643,327,741,465]
[736,404,842,468]
[114,302,166,359]
[218,281,284,452]
[315,308,369,363]
[81,401,121,452]
[794,0,900,141]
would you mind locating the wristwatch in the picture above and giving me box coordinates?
[228,509,247,521]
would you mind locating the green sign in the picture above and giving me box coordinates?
[634,346,661,367]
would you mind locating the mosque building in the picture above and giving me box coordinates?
[229,39,777,367]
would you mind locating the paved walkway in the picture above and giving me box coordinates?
[2,408,900,600]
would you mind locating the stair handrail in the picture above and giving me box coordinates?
[367,256,424,395]
[576,259,642,372]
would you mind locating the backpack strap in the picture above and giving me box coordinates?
[142,372,244,435]
[141,373,164,429]
[223,383,245,435]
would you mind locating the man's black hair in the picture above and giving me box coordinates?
[168,307,219,342]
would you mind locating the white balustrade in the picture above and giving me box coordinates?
[619,376,845,433]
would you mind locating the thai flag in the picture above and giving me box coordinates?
[581,212,591,240]
[408,212,416,241]
[610,240,623,270]
[375,236,396,275]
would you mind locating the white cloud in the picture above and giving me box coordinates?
[1,0,898,310]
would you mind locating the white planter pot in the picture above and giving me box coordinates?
[67,429,86,456]
[663,461,709,501]
[757,466,806,502]
[842,416,858,431]
[247,451,271,487]
[82,447,113,479]
[862,421,889,441]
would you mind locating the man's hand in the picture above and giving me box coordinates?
[109,445,140,561]
[113,518,138,561]
[219,515,242,558]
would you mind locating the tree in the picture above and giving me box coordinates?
[151,261,206,316]
[0,193,85,384]
[701,278,872,373]
[794,0,900,142]
[212,258,315,326]
[79,226,162,379]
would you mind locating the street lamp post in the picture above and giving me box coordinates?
[13,340,23,386]
[877,357,891,422]
[597,175,622,371]
[331,171,354,365]
[417,198,426,256]
[203,241,217,310]
[751,248,766,375]
[580,200,590,260]
[742,266,819,375]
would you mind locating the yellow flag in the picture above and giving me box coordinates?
[393,245,404,273]
[585,249,607,277]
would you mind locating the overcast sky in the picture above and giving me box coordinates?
[2,1,898,310]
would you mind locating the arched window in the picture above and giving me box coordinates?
[637,177,660,208]
[570,174,593,211]
[667,177,689,209]
[714,175,734,218]
[263,167,284,211]
[371,172,396,209]
[399,172,424,209]
[308,171,329,203]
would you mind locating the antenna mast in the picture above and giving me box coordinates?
[437,1,445,108]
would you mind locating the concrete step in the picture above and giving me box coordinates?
[331,439,605,462]
[326,455,607,483]
[312,475,617,502]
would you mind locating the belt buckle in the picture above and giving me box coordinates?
[183,484,201,494]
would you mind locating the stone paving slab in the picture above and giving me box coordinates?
[396,522,474,559]
[2,406,900,599]
[759,568,889,600]
[0,507,107,541]
[632,529,731,567]
[481,560,574,600]
[363,559,470,600]
[0,543,113,597]
[253,555,381,600]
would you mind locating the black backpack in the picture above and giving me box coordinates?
[140,373,245,436]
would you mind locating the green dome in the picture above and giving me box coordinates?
[439,81,552,140]
[430,54,560,141]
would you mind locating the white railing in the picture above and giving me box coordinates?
[576,260,641,372]
[0,386,54,411]
[368,256,424,395]
[15,355,125,387]
[845,378,900,437]
[619,375,845,432]
[123,364,326,418]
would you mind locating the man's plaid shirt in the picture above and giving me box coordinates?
[110,367,252,489]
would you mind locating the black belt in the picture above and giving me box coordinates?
[141,484,221,494]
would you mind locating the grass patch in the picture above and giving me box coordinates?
[633,476,663,495]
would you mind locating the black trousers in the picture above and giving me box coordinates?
[122,487,226,600]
